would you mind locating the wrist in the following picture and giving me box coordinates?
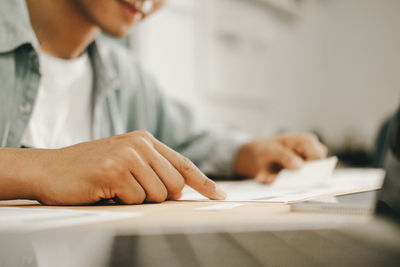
[234,143,258,178]
[0,148,53,201]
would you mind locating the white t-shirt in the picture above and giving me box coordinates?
[21,51,93,149]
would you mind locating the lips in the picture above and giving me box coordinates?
[119,0,151,15]
[118,0,140,14]
[119,0,162,16]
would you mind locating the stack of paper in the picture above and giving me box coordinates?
[180,157,385,203]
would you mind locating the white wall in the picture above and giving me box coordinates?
[134,0,400,151]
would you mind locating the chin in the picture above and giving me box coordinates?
[102,24,133,38]
[107,28,131,38]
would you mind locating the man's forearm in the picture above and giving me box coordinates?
[0,148,40,200]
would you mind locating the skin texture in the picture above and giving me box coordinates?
[0,0,328,205]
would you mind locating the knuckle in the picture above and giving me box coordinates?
[135,129,153,139]
[119,145,136,157]
[201,177,214,190]
[130,135,146,146]
[130,135,153,151]
[180,156,196,174]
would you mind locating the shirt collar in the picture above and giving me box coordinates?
[89,38,121,99]
[0,0,39,53]
[0,0,121,94]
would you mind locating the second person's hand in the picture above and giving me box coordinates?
[234,133,328,184]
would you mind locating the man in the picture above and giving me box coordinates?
[0,0,327,205]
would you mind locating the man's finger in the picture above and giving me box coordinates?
[150,137,226,200]
[294,141,327,161]
[128,150,168,203]
[281,134,328,161]
[115,172,146,204]
[255,170,277,184]
[267,144,304,170]
[145,146,186,195]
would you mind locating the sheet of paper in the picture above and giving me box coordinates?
[0,207,142,232]
[272,156,338,188]
[180,157,385,203]
[306,196,338,203]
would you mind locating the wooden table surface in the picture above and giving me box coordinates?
[0,199,372,234]
[1,199,393,267]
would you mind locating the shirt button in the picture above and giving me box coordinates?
[19,102,32,115]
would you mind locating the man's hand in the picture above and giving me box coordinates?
[234,134,328,184]
[0,130,226,205]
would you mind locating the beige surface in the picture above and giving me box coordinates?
[0,199,372,235]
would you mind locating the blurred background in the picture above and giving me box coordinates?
[117,0,400,167]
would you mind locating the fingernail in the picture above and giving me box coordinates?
[215,184,227,200]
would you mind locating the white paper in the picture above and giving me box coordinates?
[195,203,249,211]
[272,157,338,188]
[0,207,142,232]
[180,157,385,203]
[307,196,338,203]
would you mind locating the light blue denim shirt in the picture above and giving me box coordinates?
[0,0,249,177]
